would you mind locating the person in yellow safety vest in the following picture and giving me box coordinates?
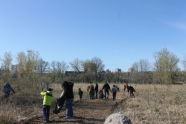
[40,88,53,123]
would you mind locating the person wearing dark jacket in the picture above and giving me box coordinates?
[89,85,95,99]
[112,85,117,101]
[78,88,83,100]
[127,86,136,97]
[3,82,15,98]
[60,81,74,118]
[95,83,98,99]
[102,83,111,99]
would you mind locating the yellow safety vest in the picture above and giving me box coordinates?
[40,91,53,106]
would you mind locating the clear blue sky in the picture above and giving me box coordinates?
[0,0,186,71]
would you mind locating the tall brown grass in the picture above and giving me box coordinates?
[118,84,186,124]
[0,82,185,123]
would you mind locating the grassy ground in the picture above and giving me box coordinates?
[118,84,186,124]
[0,83,106,123]
[0,83,186,124]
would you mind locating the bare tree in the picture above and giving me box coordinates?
[26,50,39,74]
[82,60,97,73]
[17,52,27,75]
[183,57,186,71]
[1,52,13,71]
[0,52,13,81]
[139,59,151,72]
[50,61,68,82]
[51,61,68,74]
[182,57,186,82]
[16,51,39,78]
[132,59,151,72]
[91,57,105,73]
[81,57,105,82]
[132,62,139,72]
[70,58,82,72]
[131,59,151,83]
[36,59,49,74]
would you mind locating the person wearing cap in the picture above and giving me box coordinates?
[40,88,53,123]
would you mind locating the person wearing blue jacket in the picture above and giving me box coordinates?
[3,82,15,98]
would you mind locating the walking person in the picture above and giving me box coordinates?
[124,82,128,92]
[78,88,83,100]
[95,83,98,99]
[89,85,95,99]
[60,81,74,119]
[102,82,111,99]
[112,85,117,101]
[40,88,53,123]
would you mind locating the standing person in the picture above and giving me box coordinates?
[102,82,111,99]
[89,85,95,99]
[3,82,15,98]
[124,82,128,92]
[40,88,53,123]
[95,83,99,99]
[60,81,74,119]
[112,85,117,101]
[78,88,83,100]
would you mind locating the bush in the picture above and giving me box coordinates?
[174,81,184,85]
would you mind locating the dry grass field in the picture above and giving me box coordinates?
[118,84,186,124]
[0,83,186,124]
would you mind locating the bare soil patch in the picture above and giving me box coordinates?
[20,91,127,124]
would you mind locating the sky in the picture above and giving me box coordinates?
[0,0,186,71]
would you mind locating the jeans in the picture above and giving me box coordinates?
[104,90,109,99]
[65,99,73,118]
[95,90,98,99]
[112,92,116,101]
[43,105,50,121]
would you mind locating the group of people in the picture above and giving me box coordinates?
[41,81,74,123]
[1,81,135,123]
[79,83,121,101]
[85,83,99,99]
[40,82,137,123]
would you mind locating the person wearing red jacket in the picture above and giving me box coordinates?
[124,82,128,92]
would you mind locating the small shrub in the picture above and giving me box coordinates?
[154,108,159,113]
[174,81,184,85]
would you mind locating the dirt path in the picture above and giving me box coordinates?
[21,92,127,124]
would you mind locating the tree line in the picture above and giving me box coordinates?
[0,48,185,88]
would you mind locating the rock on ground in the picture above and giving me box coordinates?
[104,112,132,124]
